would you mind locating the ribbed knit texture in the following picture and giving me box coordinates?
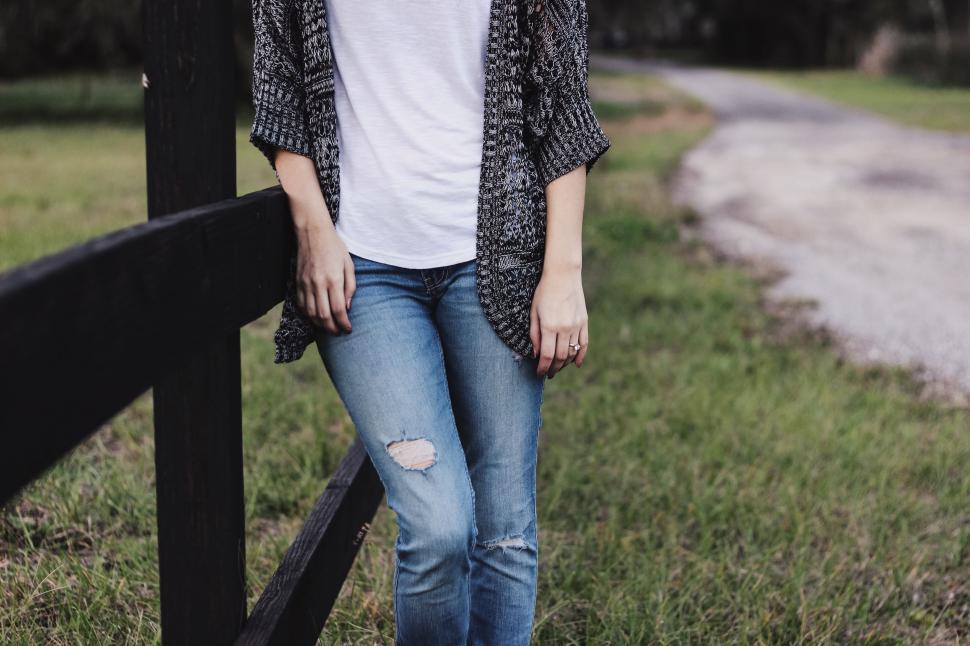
[250,0,611,364]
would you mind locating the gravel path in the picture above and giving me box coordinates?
[593,55,970,395]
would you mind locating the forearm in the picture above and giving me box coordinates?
[274,149,334,234]
[542,163,587,274]
[272,148,354,334]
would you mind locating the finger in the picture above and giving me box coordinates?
[537,327,557,377]
[296,281,307,316]
[329,282,352,333]
[564,332,580,368]
[344,255,356,310]
[315,284,339,335]
[302,285,316,323]
[306,285,324,328]
[575,323,589,368]
[529,301,540,359]
[549,330,571,378]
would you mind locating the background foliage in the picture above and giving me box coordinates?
[2,0,969,82]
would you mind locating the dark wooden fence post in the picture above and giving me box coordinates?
[142,0,247,643]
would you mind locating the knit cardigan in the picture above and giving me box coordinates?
[250,0,611,364]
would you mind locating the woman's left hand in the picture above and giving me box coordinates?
[529,264,588,378]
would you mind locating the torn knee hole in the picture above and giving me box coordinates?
[386,438,437,470]
[481,534,528,551]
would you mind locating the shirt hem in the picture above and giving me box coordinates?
[339,233,478,269]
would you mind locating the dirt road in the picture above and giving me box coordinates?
[593,55,970,395]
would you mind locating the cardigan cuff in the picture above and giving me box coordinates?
[534,90,611,189]
[249,67,313,172]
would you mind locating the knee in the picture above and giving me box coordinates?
[403,519,476,579]
[425,521,476,567]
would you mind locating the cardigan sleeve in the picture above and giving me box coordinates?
[525,0,611,189]
[249,0,313,175]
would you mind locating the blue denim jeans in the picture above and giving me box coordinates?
[313,253,546,645]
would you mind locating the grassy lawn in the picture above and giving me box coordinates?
[749,69,970,132]
[2,70,969,644]
[0,70,287,270]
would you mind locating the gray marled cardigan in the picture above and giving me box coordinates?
[250,0,611,364]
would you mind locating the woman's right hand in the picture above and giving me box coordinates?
[275,149,355,336]
[294,219,355,335]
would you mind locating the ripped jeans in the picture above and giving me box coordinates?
[313,253,545,646]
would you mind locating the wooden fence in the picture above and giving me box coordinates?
[0,0,384,643]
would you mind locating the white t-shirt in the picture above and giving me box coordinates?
[322,0,491,269]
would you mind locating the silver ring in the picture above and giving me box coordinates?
[568,343,581,351]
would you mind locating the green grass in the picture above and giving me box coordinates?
[749,69,970,132]
[0,69,284,271]
[2,70,969,644]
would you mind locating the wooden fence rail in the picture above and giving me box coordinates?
[0,188,291,496]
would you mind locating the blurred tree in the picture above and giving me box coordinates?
[0,0,141,78]
[0,0,254,100]
[589,0,969,67]
[0,0,967,78]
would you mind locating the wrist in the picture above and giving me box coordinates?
[542,260,583,281]
[289,195,334,234]
[292,212,333,233]
[542,252,582,275]
[293,215,338,250]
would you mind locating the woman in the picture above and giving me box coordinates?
[249,0,610,643]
